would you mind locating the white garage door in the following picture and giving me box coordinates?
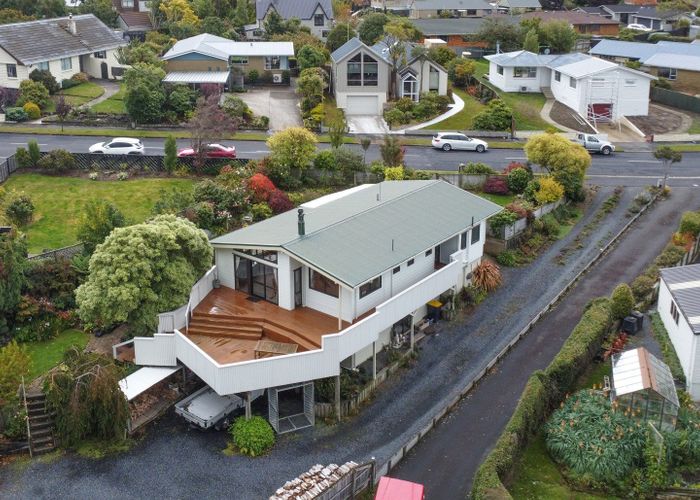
[345,95,379,116]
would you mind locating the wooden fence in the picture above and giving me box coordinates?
[0,154,18,183]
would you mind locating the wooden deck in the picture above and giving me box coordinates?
[185,287,351,365]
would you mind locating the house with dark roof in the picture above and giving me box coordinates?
[497,0,541,13]
[412,16,518,48]
[125,180,501,432]
[330,37,448,116]
[521,10,620,36]
[246,0,334,40]
[112,0,153,40]
[376,0,494,19]
[0,14,127,89]
[630,6,685,31]
[658,263,700,401]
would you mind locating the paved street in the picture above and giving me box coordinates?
[1,132,700,186]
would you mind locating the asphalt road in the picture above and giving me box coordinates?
[392,188,700,497]
[2,133,700,186]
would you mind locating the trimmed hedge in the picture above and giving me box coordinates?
[679,211,700,237]
[649,312,686,385]
[471,298,612,499]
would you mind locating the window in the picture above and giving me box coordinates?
[359,276,382,298]
[230,56,248,65]
[591,77,605,88]
[471,224,481,244]
[425,249,432,257]
[554,71,561,82]
[588,24,600,32]
[347,53,362,86]
[362,54,378,86]
[460,231,467,249]
[36,61,49,71]
[466,9,476,15]
[513,67,536,78]
[265,56,280,70]
[407,258,415,266]
[322,30,330,38]
[122,0,134,6]
[624,79,637,87]
[239,248,277,263]
[314,13,325,26]
[402,74,418,101]
[61,57,72,71]
[6,63,17,78]
[658,67,677,80]
[670,301,680,325]
[309,269,339,298]
[429,66,439,91]
[496,64,503,75]
[93,51,106,59]
[393,266,401,274]
[569,76,577,89]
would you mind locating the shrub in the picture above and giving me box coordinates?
[503,161,526,175]
[60,78,80,90]
[394,97,415,113]
[22,102,40,120]
[384,108,408,127]
[472,260,502,292]
[222,95,252,121]
[489,209,519,236]
[24,257,81,309]
[28,140,40,166]
[313,150,336,171]
[77,200,126,255]
[384,166,404,180]
[268,189,293,214]
[460,162,495,175]
[506,167,532,194]
[505,201,530,220]
[5,107,28,122]
[164,135,177,172]
[36,149,76,172]
[610,283,634,320]
[483,176,509,195]
[71,72,89,83]
[247,69,259,83]
[654,244,686,267]
[16,79,50,109]
[496,249,519,267]
[534,176,564,205]
[679,211,700,237]
[247,173,276,202]
[29,68,59,94]
[5,194,34,227]
[539,213,560,238]
[649,312,686,385]
[630,275,655,303]
[473,99,513,131]
[15,147,31,168]
[230,415,275,456]
[251,202,272,221]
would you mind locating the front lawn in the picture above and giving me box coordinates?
[501,92,552,131]
[91,83,126,114]
[4,174,195,253]
[475,192,516,206]
[25,329,89,379]
[425,88,486,131]
[45,82,105,113]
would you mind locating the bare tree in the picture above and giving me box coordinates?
[55,95,72,132]
[187,95,238,168]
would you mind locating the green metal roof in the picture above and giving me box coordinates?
[211,180,502,287]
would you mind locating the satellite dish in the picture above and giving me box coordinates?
[543,48,551,55]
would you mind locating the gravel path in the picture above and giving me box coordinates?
[0,186,667,500]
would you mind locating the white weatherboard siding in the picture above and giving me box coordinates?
[551,73,581,115]
[409,59,448,95]
[81,49,126,80]
[0,47,27,88]
[488,63,542,93]
[134,334,177,366]
[658,279,698,399]
[215,248,236,289]
[304,271,354,323]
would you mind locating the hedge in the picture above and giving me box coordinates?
[471,298,612,499]
[649,312,686,385]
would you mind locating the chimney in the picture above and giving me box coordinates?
[297,208,305,236]
[68,13,77,35]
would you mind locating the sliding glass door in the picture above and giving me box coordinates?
[235,255,278,304]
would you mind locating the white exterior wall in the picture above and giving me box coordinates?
[409,59,448,95]
[658,279,700,400]
[0,47,28,89]
[304,269,354,323]
[551,72,582,115]
[487,63,542,93]
[215,248,236,288]
[578,69,651,119]
[81,48,128,80]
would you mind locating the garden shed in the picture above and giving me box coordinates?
[611,347,679,432]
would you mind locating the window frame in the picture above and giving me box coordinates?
[265,56,281,70]
[362,53,378,87]
[359,276,382,299]
[314,13,325,26]
[60,57,72,71]
[36,61,49,71]
[230,56,248,65]
[425,249,432,257]
[122,0,134,7]
[6,63,17,79]
[347,53,362,86]
[471,223,481,245]
[670,301,680,325]
[460,231,467,249]
[93,51,107,59]
[513,66,536,78]
[554,71,561,82]
[393,266,401,274]
[569,76,577,89]
[407,258,415,266]
[496,64,503,75]
[309,269,339,298]
[401,73,418,101]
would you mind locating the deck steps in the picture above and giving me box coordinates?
[25,393,56,456]
[541,86,554,99]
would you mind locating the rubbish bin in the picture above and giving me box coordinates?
[427,300,443,322]
[622,316,639,335]
[631,310,644,329]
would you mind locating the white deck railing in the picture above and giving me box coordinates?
[157,266,217,333]
[137,260,462,395]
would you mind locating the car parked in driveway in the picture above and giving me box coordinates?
[89,137,144,155]
[627,23,651,31]
[177,143,236,159]
[432,133,488,152]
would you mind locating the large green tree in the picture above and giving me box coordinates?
[266,127,318,184]
[358,12,388,45]
[297,44,326,71]
[79,0,118,27]
[77,200,126,255]
[523,28,539,53]
[76,215,213,335]
[477,18,523,52]
[0,227,26,336]
[541,20,577,54]
[325,22,356,53]
[123,63,166,123]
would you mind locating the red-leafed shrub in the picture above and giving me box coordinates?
[247,173,276,202]
[268,189,294,214]
[502,161,525,174]
[483,175,509,195]
[505,202,528,219]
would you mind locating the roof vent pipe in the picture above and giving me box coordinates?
[297,208,305,236]
[68,13,77,35]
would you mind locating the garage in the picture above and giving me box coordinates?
[345,95,379,116]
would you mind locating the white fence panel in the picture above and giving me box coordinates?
[157,266,217,333]
[133,334,177,366]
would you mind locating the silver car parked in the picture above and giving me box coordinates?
[432,132,488,152]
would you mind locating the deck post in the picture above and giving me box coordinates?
[337,289,343,331]
[410,311,416,351]
[245,392,251,419]
[372,342,377,380]
[335,374,341,422]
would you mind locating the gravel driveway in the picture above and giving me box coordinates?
[2,186,686,500]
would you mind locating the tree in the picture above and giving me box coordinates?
[166,84,197,118]
[0,341,30,407]
[15,79,50,109]
[159,0,201,37]
[534,176,564,204]
[524,133,591,201]
[611,283,634,320]
[654,146,682,189]
[123,63,167,123]
[263,10,286,37]
[328,116,346,149]
[296,69,325,113]
[358,12,388,45]
[76,215,213,334]
[0,228,25,336]
[297,44,326,71]
[232,0,253,27]
[55,95,72,132]
[77,200,126,255]
[477,18,523,52]
[383,19,414,99]
[428,46,456,67]
[380,134,404,167]
[78,0,118,27]
[187,95,238,167]
[523,28,539,53]
[360,137,371,165]
[541,21,577,54]
[266,127,318,179]
[272,31,326,55]
[325,22,356,53]
[447,58,475,87]
[164,134,178,172]
[0,8,34,24]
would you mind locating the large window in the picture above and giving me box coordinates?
[402,74,417,101]
[359,276,382,299]
[347,53,362,86]
[239,248,277,263]
[347,53,377,87]
[309,269,339,298]
[314,13,325,26]
[122,0,134,7]
[265,56,280,70]
[658,67,677,80]
[235,255,278,304]
[36,61,49,71]
[61,57,72,71]
[496,64,503,75]
[6,64,16,78]
[513,67,536,78]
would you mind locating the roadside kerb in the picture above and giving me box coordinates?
[374,191,659,484]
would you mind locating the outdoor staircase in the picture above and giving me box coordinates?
[541,86,554,100]
[26,393,56,456]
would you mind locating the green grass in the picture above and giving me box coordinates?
[557,207,583,239]
[24,329,89,379]
[475,192,516,206]
[509,434,616,500]
[91,84,126,114]
[688,116,700,135]
[45,82,106,113]
[4,174,195,252]
[425,88,486,131]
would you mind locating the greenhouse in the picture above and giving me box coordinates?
[611,347,679,432]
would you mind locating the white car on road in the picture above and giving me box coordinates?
[432,133,488,152]
[89,137,144,155]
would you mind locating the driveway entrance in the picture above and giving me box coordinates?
[235,87,302,131]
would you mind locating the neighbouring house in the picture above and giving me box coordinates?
[405,0,494,19]
[125,180,502,432]
[412,16,518,49]
[161,34,295,89]
[630,6,685,31]
[658,264,700,402]
[246,0,334,40]
[112,0,153,40]
[0,14,127,89]
[485,50,655,123]
[521,10,620,36]
[496,0,541,13]
[590,39,700,94]
[330,37,448,116]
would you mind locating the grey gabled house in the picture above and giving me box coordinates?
[245,0,334,40]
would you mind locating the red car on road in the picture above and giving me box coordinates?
[177,143,236,158]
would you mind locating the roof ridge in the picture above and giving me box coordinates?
[282,181,439,246]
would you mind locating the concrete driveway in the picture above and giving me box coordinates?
[235,87,302,131]
[346,115,389,134]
